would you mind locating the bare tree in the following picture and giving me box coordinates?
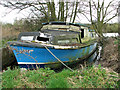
[0,0,84,23]
[88,0,118,37]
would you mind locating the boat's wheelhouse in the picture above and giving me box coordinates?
[18,31,81,46]
[17,21,97,46]
[41,22,97,43]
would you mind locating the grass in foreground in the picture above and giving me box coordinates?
[2,65,120,88]
[0,72,2,89]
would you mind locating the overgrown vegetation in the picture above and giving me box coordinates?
[0,72,2,89]
[2,65,120,88]
[105,23,118,33]
[89,23,118,33]
[98,37,119,73]
[2,21,118,36]
[0,38,17,48]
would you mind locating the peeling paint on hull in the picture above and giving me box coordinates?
[10,42,97,69]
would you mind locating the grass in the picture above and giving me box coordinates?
[114,39,119,45]
[2,65,120,88]
[2,67,21,88]
[0,72,2,89]
[47,77,69,88]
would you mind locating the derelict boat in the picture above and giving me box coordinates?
[7,22,98,69]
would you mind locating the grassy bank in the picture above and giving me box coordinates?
[2,65,120,88]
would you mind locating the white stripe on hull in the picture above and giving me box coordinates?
[18,62,46,64]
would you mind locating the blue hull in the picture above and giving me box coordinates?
[10,43,97,68]
[18,50,98,69]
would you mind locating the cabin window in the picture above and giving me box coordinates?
[58,39,70,44]
[57,38,78,44]
[21,36,34,41]
[36,36,49,41]
[81,29,84,38]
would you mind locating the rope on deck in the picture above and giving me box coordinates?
[44,45,74,72]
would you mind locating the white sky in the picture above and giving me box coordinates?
[0,5,30,24]
[0,0,119,24]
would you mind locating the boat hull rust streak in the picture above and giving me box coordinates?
[10,42,97,68]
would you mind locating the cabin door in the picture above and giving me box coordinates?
[81,29,84,38]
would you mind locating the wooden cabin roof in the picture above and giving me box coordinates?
[42,21,89,27]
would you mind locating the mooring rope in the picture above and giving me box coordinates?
[44,45,74,72]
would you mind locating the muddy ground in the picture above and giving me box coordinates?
[98,37,120,73]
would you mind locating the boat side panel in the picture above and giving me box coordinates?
[11,43,97,64]
[18,48,98,69]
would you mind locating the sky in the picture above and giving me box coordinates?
[0,0,119,24]
[0,5,29,24]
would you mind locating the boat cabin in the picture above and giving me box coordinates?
[18,22,96,45]
[41,22,96,43]
[18,31,80,45]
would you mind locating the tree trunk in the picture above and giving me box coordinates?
[47,1,50,22]
[51,0,57,21]
[72,1,79,23]
[48,0,57,21]
[60,2,64,21]
[70,2,75,22]
[58,1,61,20]
[65,2,68,22]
